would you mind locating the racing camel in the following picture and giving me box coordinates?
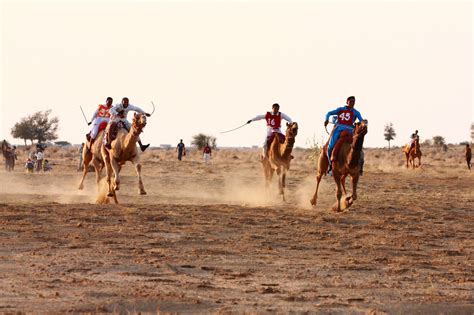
[404,137,422,169]
[261,122,298,202]
[310,120,368,212]
[102,113,147,202]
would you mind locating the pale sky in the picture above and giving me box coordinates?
[1,0,472,148]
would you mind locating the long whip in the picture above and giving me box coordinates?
[220,123,249,134]
[79,106,89,125]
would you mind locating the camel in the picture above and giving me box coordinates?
[310,121,368,212]
[404,138,422,169]
[1,140,15,172]
[77,127,107,191]
[261,122,298,202]
[102,113,147,202]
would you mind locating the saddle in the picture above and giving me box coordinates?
[266,132,285,147]
[105,121,127,147]
[331,130,352,161]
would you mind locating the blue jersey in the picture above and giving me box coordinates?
[325,106,363,129]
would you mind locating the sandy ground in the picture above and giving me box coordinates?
[0,146,473,313]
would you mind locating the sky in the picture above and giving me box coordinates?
[1,0,472,148]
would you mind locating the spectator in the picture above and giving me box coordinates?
[203,143,212,164]
[25,158,35,173]
[176,139,186,161]
[35,150,44,172]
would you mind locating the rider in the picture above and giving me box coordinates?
[105,97,151,152]
[409,130,420,149]
[324,96,365,165]
[87,97,113,148]
[247,103,293,158]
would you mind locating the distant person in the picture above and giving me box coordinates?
[176,139,186,161]
[86,97,113,149]
[8,145,17,171]
[466,144,472,170]
[105,97,151,152]
[25,158,34,173]
[78,143,84,171]
[407,130,420,150]
[246,103,293,159]
[42,159,53,172]
[35,150,44,172]
[203,143,212,163]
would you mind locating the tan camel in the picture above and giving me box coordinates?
[404,138,422,169]
[102,113,147,201]
[310,121,368,212]
[78,131,106,191]
[261,122,298,201]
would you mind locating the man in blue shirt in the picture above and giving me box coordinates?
[324,96,365,163]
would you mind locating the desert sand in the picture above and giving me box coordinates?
[0,145,473,313]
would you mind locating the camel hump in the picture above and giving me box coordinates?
[332,131,353,160]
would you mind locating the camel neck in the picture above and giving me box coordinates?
[282,136,295,159]
[347,132,365,168]
[123,127,141,151]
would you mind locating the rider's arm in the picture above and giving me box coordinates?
[325,107,342,121]
[353,108,364,122]
[90,109,99,122]
[250,115,265,122]
[280,112,293,123]
[128,104,146,115]
[109,104,122,116]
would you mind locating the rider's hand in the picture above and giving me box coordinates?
[145,113,151,117]
[324,120,329,127]
[247,120,252,124]
[88,121,92,126]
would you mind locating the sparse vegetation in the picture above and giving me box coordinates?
[192,133,217,150]
[11,110,59,145]
[384,123,396,150]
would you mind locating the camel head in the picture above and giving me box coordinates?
[132,113,147,135]
[285,122,299,139]
[354,120,368,137]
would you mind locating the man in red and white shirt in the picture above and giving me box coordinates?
[247,103,293,158]
[87,97,113,143]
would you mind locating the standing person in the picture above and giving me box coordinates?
[78,143,84,171]
[105,97,151,152]
[25,158,35,173]
[246,103,293,159]
[8,146,17,171]
[466,144,472,170]
[86,97,114,149]
[203,143,212,163]
[176,139,186,161]
[35,149,44,172]
[324,96,365,166]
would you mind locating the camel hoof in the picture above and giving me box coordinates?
[78,184,84,190]
[114,185,120,191]
[139,190,147,195]
[344,196,353,208]
[107,192,114,197]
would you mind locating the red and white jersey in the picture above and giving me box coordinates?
[91,104,112,121]
[250,111,292,132]
[336,109,355,126]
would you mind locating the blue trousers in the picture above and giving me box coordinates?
[328,125,353,160]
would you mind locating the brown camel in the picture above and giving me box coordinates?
[1,140,15,172]
[77,130,107,192]
[310,121,368,212]
[261,122,298,202]
[102,113,147,201]
[404,138,422,169]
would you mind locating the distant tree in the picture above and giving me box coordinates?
[432,136,446,147]
[192,133,216,150]
[11,110,59,145]
[422,139,432,146]
[11,117,35,145]
[383,123,396,150]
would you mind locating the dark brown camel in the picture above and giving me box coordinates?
[310,121,368,212]
[261,122,298,202]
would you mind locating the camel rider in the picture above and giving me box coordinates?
[246,103,293,158]
[87,97,113,147]
[324,96,365,164]
[105,97,151,152]
[409,130,419,149]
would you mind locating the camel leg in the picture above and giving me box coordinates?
[78,149,93,190]
[103,154,115,198]
[132,161,147,195]
[92,158,103,187]
[341,174,348,195]
[406,154,409,169]
[332,170,343,212]
[418,156,421,168]
[111,158,121,191]
[281,168,286,202]
[310,152,329,206]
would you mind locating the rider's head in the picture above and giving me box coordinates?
[346,96,355,108]
[272,103,280,114]
[415,130,418,134]
[122,97,129,107]
[106,97,113,107]
[180,139,183,142]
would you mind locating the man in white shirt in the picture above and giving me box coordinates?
[105,97,151,151]
[246,103,293,158]
[35,150,44,172]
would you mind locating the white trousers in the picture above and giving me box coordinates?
[90,117,110,139]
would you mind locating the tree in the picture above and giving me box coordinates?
[384,123,396,150]
[432,136,446,147]
[11,110,59,144]
[192,133,216,150]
